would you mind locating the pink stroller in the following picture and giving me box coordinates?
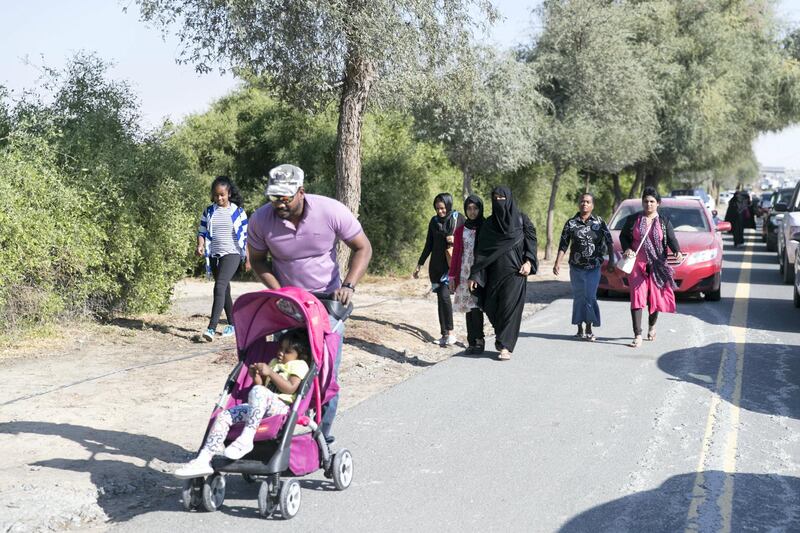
[181,287,354,519]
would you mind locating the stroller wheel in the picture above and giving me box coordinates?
[332,449,354,490]
[279,478,302,520]
[257,480,277,518]
[201,473,226,512]
[181,478,203,511]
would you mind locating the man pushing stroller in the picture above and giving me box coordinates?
[247,164,372,442]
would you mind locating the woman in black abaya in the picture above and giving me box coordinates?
[468,186,538,360]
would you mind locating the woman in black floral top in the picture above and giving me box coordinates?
[552,193,614,341]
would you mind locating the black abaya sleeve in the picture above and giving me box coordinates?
[664,219,681,254]
[522,214,538,274]
[417,219,434,267]
[620,216,635,251]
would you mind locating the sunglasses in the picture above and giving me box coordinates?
[268,193,297,205]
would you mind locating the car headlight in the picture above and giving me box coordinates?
[686,248,718,265]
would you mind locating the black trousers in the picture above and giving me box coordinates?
[466,308,485,345]
[631,309,659,336]
[209,254,240,330]
[436,284,454,335]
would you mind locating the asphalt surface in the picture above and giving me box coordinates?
[113,230,800,532]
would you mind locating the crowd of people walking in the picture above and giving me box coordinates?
[195,168,690,382]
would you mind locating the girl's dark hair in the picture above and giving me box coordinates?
[210,176,244,210]
[642,186,661,203]
[433,192,454,213]
[279,328,312,364]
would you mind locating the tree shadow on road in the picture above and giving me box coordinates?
[657,342,800,420]
[560,471,800,532]
[0,421,196,523]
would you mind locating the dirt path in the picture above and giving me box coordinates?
[0,262,570,532]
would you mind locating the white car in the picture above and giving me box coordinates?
[794,234,800,307]
[718,191,733,205]
[778,182,800,284]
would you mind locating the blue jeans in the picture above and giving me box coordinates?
[320,315,344,439]
[570,265,602,327]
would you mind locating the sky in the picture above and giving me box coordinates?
[2,0,800,168]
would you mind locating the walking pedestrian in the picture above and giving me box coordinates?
[196,176,249,341]
[552,193,614,341]
[448,194,486,354]
[414,193,464,347]
[247,164,372,443]
[724,186,754,247]
[619,187,683,348]
[468,186,537,361]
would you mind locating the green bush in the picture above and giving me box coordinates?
[0,135,105,327]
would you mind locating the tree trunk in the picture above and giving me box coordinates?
[335,51,376,272]
[462,167,473,199]
[583,171,591,193]
[611,173,622,213]
[644,168,660,190]
[545,163,563,260]
[628,167,645,199]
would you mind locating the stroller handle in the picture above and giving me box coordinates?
[311,292,354,323]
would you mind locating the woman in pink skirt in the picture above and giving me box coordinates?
[619,187,683,348]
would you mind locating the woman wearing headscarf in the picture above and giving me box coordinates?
[468,186,538,360]
[414,193,464,346]
[619,187,683,348]
[724,186,754,247]
[552,193,614,341]
[448,195,486,354]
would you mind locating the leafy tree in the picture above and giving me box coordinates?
[133,0,497,222]
[527,0,660,259]
[412,46,545,198]
[170,85,461,273]
[626,0,800,188]
[6,53,203,319]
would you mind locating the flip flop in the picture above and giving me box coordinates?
[585,333,596,342]
[629,336,642,348]
[646,329,656,341]
[498,348,512,361]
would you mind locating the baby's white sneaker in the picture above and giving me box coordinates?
[174,457,213,479]
[223,435,254,460]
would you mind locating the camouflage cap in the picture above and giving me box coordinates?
[266,164,304,197]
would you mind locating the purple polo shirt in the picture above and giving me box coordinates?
[248,194,363,293]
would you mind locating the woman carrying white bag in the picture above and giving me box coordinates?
[618,187,683,348]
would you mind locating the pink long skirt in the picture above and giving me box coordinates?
[628,219,676,312]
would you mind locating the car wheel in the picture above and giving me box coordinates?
[767,237,777,252]
[782,251,795,284]
[795,284,800,308]
[705,288,721,301]
[779,248,785,274]
[597,288,609,298]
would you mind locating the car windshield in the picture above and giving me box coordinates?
[610,205,710,232]
[776,189,794,205]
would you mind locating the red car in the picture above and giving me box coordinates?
[599,198,732,301]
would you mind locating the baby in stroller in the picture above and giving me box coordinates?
[171,287,353,520]
[174,329,311,479]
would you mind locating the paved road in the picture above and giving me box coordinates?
[114,231,800,532]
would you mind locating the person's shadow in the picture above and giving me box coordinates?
[559,471,800,532]
[0,421,202,523]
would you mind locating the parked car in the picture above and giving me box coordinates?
[777,181,800,284]
[718,191,734,205]
[794,232,800,308]
[763,188,794,251]
[670,188,715,211]
[599,198,732,301]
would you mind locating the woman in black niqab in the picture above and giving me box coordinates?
[724,187,754,247]
[469,186,538,360]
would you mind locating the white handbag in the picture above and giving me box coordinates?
[618,220,654,274]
